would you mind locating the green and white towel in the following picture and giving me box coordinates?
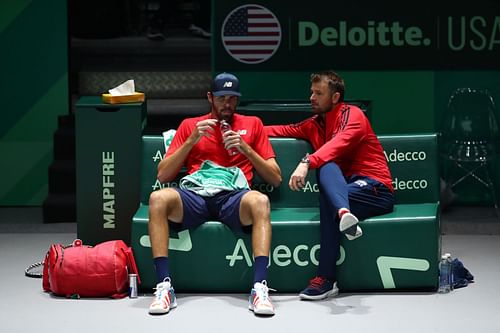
[180,160,250,197]
[162,129,176,153]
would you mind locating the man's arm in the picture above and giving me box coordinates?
[157,118,218,183]
[308,111,365,169]
[289,159,309,191]
[241,141,282,188]
[223,126,282,187]
[264,124,306,138]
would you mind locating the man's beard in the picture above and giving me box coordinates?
[312,104,331,115]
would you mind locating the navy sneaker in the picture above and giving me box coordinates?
[299,276,339,300]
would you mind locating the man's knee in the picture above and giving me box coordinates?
[240,191,271,225]
[244,191,270,211]
[149,188,178,210]
[318,162,342,176]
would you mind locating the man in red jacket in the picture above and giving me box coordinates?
[265,70,394,300]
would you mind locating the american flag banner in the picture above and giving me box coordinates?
[221,4,282,64]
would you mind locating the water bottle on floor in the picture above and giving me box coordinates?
[445,253,454,290]
[438,254,452,293]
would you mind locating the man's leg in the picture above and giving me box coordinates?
[317,192,342,281]
[316,162,362,239]
[147,188,183,315]
[148,188,184,278]
[239,190,274,315]
[298,163,344,300]
[346,177,394,220]
[239,191,272,282]
[317,162,349,276]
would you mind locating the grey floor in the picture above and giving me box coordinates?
[1,207,499,333]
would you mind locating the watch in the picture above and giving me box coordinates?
[300,155,310,164]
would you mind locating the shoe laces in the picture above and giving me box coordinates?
[153,277,172,299]
[259,280,277,292]
[309,276,328,289]
[254,280,276,301]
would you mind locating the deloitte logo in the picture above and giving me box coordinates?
[298,20,432,47]
[221,4,282,64]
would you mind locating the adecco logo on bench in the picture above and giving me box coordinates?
[384,148,427,162]
[225,239,431,288]
[301,181,319,193]
[152,180,179,191]
[225,238,342,267]
[140,234,430,289]
[384,148,430,191]
[392,177,428,191]
[252,181,319,193]
[140,233,342,266]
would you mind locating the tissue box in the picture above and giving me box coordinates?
[101,92,145,104]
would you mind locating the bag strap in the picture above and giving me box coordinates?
[25,262,43,278]
[122,247,141,284]
[25,240,82,279]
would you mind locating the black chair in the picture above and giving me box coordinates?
[440,88,499,211]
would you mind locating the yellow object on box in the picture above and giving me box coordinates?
[101,92,145,104]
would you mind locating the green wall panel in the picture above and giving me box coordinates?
[0,1,68,206]
[232,71,435,135]
[230,69,500,205]
[0,1,31,33]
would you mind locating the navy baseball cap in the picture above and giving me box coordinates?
[211,72,242,97]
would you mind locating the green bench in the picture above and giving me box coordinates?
[131,134,440,292]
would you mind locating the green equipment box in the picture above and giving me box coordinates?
[75,96,146,245]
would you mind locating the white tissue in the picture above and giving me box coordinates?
[108,79,135,96]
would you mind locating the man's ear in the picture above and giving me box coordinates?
[332,91,340,104]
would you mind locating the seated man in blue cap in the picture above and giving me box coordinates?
[147,72,282,316]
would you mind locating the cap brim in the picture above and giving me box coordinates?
[212,90,242,97]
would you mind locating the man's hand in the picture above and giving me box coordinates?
[189,119,218,145]
[157,119,216,183]
[222,128,245,153]
[289,162,309,191]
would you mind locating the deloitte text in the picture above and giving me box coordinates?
[299,21,431,47]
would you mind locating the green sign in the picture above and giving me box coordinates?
[213,0,500,70]
[0,0,68,205]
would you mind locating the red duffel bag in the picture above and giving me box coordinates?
[41,239,141,298]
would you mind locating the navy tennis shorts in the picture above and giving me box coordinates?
[172,188,250,232]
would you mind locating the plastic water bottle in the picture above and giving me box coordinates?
[438,254,452,293]
[220,120,238,156]
[445,253,454,290]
